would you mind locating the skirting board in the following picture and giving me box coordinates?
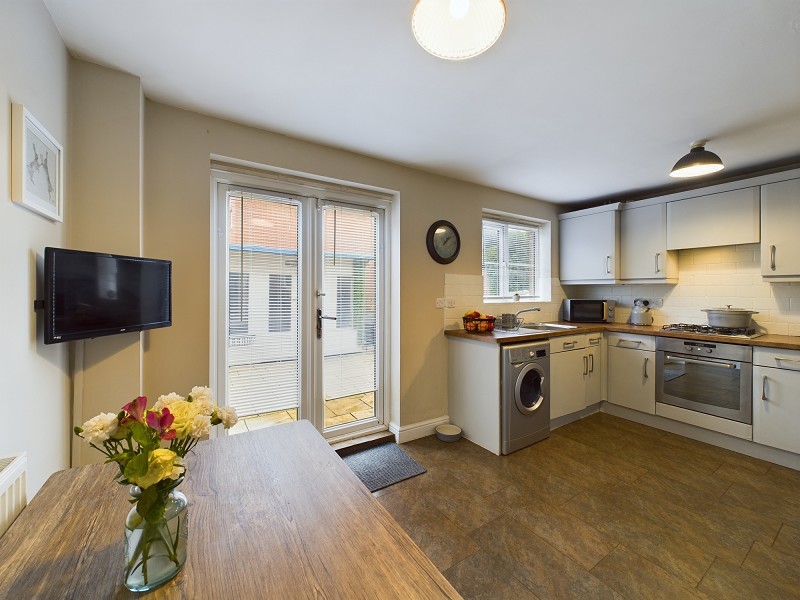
[602,402,800,472]
[389,416,450,444]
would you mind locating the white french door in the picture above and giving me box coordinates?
[214,176,386,439]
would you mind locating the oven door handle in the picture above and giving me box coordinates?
[664,354,738,369]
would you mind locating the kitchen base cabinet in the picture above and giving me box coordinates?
[753,347,800,454]
[606,333,655,414]
[550,334,602,419]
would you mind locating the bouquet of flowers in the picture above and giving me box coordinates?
[74,386,238,523]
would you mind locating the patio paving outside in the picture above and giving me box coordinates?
[229,391,375,434]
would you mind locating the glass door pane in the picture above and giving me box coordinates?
[226,190,301,428]
[319,204,379,432]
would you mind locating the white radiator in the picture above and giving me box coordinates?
[0,453,27,538]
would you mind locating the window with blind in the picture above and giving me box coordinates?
[268,274,292,333]
[229,273,250,335]
[482,217,540,299]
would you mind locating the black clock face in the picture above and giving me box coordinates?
[426,220,460,264]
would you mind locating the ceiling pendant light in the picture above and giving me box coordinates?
[669,141,725,178]
[412,0,506,61]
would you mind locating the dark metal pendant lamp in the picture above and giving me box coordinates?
[670,141,725,178]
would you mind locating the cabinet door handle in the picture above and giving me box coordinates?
[617,339,643,348]
[589,353,594,373]
[761,375,768,401]
[605,256,612,274]
[563,341,577,349]
[775,357,800,369]
[643,357,649,380]
[770,245,776,271]
[583,355,589,376]
[655,253,660,273]
[589,337,601,345]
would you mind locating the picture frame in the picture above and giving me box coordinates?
[11,103,64,222]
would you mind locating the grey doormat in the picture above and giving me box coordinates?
[342,442,426,492]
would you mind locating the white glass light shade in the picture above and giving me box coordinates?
[412,0,506,60]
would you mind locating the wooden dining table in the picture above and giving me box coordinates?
[0,420,462,599]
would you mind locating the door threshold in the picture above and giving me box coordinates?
[332,431,396,457]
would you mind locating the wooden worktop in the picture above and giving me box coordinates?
[444,321,800,350]
[0,421,461,599]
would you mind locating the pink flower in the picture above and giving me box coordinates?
[146,408,177,440]
[120,396,148,424]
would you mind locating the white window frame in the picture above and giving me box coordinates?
[482,210,551,302]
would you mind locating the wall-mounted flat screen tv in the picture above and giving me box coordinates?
[43,247,172,344]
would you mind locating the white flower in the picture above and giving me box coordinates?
[153,392,184,412]
[216,406,238,429]
[189,386,215,416]
[81,412,119,445]
[189,414,212,438]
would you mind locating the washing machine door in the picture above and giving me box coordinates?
[515,363,545,413]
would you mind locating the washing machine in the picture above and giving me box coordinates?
[501,341,550,455]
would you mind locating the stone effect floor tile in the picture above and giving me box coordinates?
[389,413,800,598]
[443,551,541,600]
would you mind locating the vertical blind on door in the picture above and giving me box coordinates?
[320,203,379,407]
[227,190,301,417]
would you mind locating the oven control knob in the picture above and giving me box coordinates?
[707,348,713,353]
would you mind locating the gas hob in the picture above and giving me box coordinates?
[661,323,763,339]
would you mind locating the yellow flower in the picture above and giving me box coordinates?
[130,449,178,489]
[167,400,201,439]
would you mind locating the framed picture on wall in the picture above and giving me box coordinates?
[11,103,64,222]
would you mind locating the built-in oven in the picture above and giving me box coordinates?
[656,337,752,424]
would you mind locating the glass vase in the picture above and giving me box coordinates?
[123,485,188,592]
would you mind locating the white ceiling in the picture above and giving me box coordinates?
[43,1,800,204]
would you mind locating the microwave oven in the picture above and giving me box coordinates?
[562,299,616,323]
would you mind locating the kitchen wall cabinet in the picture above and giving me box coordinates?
[620,203,677,282]
[559,204,620,284]
[753,347,800,454]
[550,333,602,419]
[606,332,655,414]
[666,187,760,250]
[760,177,800,280]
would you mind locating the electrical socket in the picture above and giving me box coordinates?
[435,298,445,309]
[445,298,456,308]
[650,298,664,308]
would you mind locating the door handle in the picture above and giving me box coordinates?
[643,357,649,380]
[563,341,577,350]
[589,353,594,373]
[761,375,768,401]
[770,245,776,271]
[605,256,612,274]
[583,355,588,376]
[316,308,337,339]
[655,253,660,273]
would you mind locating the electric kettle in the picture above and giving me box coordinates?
[629,298,653,326]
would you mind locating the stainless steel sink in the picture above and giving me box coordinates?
[520,322,579,331]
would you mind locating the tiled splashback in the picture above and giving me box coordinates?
[443,274,568,329]
[443,244,800,336]
[567,244,800,336]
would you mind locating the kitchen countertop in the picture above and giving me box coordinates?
[444,322,800,350]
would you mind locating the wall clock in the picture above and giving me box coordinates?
[426,220,460,264]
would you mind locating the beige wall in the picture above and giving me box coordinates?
[68,59,145,466]
[0,0,71,494]
[142,101,557,428]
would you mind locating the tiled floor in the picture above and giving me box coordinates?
[228,391,375,434]
[378,412,800,599]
